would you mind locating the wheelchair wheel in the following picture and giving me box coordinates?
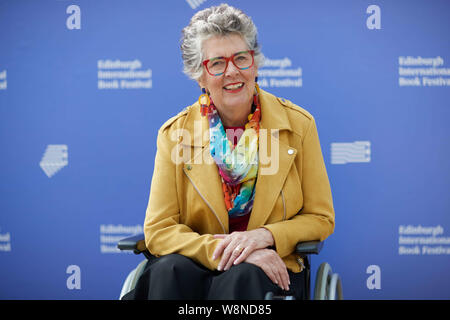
[314,262,343,300]
[327,272,343,300]
[119,259,148,299]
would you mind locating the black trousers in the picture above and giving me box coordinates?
[122,254,306,300]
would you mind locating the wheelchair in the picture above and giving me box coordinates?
[117,233,343,300]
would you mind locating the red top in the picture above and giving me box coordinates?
[223,125,251,232]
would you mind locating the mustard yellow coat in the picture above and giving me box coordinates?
[143,88,335,273]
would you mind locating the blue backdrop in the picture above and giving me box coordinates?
[1,0,449,299]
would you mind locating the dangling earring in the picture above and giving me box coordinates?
[254,76,260,98]
[253,79,260,107]
[198,88,210,116]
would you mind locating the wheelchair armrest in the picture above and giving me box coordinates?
[117,233,147,254]
[117,234,323,257]
[295,240,324,255]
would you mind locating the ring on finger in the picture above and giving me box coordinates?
[234,245,244,254]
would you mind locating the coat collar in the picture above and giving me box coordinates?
[181,88,297,232]
[259,88,292,133]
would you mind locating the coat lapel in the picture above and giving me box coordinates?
[247,133,297,230]
[181,103,229,233]
[247,89,296,230]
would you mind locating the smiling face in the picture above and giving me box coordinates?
[198,34,258,124]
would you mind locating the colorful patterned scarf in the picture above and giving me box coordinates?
[207,91,261,217]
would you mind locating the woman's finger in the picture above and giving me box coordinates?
[281,266,290,291]
[233,243,255,266]
[269,262,284,290]
[274,254,290,291]
[219,239,241,270]
[246,249,282,289]
[260,264,278,287]
[217,238,238,270]
[223,244,245,270]
[212,235,231,261]
[224,235,256,269]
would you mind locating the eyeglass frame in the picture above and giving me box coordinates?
[202,50,255,76]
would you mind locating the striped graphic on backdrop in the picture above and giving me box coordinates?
[186,0,207,9]
[331,141,371,164]
[40,144,68,178]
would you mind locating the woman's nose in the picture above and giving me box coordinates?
[224,60,240,77]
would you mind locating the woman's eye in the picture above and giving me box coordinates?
[210,59,225,67]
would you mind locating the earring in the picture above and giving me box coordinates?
[255,76,258,83]
[253,82,260,106]
[198,88,210,116]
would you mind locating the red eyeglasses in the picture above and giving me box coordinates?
[202,50,255,76]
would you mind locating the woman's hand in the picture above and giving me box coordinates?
[244,248,290,291]
[212,228,274,271]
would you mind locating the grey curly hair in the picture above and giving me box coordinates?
[181,3,264,81]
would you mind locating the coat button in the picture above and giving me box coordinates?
[288,149,294,155]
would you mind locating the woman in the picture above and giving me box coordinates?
[125,4,334,300]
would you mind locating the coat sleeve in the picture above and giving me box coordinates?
[263,117,335,258]
[143,125,221,270]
